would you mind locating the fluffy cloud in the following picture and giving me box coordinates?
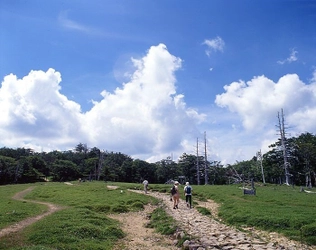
[83,44,205,161]
[215,72,316,159]
[2,43,316,165]
[0,44,204,161]
[0,69,84,150]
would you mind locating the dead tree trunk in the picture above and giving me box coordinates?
[257,150,266,185]
[204,131,208,185]
[277,109,290,185]
[196,137,200,185]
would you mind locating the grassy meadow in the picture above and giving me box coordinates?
[0,181,315,249]
[193,184,316,245]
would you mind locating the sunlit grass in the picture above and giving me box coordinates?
[0,181,158,249]
[0,184,47,229]
[146,207,177,235]
[1,182,315,248]
[192,184,316,245]
[123,181,316,245]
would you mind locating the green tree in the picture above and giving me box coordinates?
[292,133,316,187]
[131,159,156,183]
[178,153,197,184]
[18,157,42,183]
[51,160,80,181]
[103,152,132,182]
[83,157,99,180]
[155,157,180,183]
[208,160,225,185]
[0,155,17,184]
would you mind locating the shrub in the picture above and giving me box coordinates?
[196,206,211,216]
[130,201,144,210]
[301,222,316,245]
[111,205,129,213]
[146,207,177,235]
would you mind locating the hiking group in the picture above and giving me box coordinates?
[170,181,192,209]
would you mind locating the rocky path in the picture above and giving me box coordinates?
[1,187,314,250]
[131,190,314,250]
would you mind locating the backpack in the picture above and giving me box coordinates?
[185,186,192,195]
[171,186,177,195]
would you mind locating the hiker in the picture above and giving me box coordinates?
[142,180,149,194]
[170,181,180,209]
[184,181,193,208]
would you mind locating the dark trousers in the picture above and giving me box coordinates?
[185,195,192,208]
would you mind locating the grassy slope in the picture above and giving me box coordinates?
[193,184,316,245]
[0,182,315,248]
[129,182,316,245]
[0,184,47,229]
[0,182,158,250]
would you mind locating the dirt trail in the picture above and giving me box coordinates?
[0,186,64,238]
[108,204,178,250]
[127,189,315,250]
[1,186,314,250]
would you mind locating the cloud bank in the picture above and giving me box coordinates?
[0,44,204,162]
[215,72,316,162]
[1,43,316,164]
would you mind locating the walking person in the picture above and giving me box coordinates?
[143,180,149,194]
[184,182,192,208]
[171,181,180,209]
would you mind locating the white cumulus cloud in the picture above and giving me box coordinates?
[214,72,316,161]
[0,44,205,162]
[0,68,84,150]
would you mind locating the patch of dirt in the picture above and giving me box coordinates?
[0,187,64,238]
[108,204,178,250]
[107,185,119,190]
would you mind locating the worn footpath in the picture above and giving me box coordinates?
[0,187,64,238]
[0,186,314,250]
[131,189,314,250]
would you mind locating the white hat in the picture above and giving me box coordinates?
[185,182,189,186]
[174,181,179,185]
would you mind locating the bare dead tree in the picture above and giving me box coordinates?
[196,137,200,185]
[204,131,208,185]
[256,149,266,184]
[97,150,104,181]
[277,109,290,185]
[231,166,243,183]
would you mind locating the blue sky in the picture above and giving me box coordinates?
[1,0,316,164]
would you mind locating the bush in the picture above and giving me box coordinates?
[146,207,177,235]
[92,205,111,213]
[111,205,129,213]
[301,222,316,245]
[130,201,144,210]
[196,206,211,216]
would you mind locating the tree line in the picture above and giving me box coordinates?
[0,132,315,187]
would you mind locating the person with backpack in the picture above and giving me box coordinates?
[142,180,149,194]
[184,182,192,208]
[170,181,180,209]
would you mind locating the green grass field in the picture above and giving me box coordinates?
[0,182,315,249]
[193,184,316,245]
[136,182,316,246]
